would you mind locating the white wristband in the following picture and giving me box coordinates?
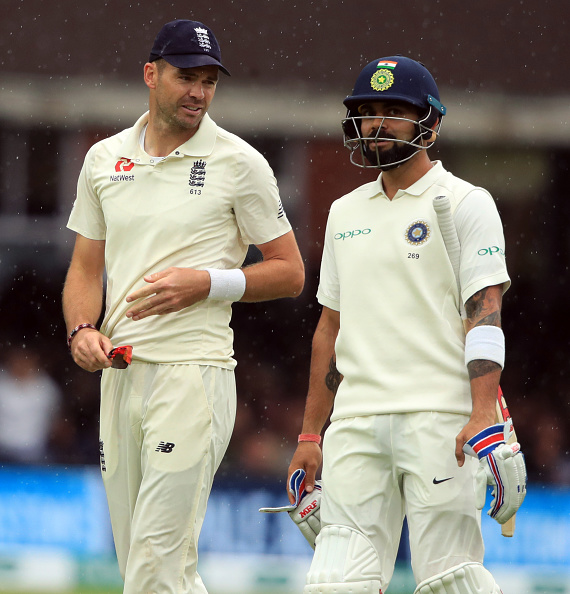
[465,325,505,369]
[205,268,246,302]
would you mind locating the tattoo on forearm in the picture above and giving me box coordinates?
[475,311,501,327]
[467,359,501,380]
[465,286,503,380]
[465,287,502,327]
[465,287,486,320]
[325,356,341,395]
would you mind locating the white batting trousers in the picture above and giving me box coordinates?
[319,412,486,591]
[100,363,236,594]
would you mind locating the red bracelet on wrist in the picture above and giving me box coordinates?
[298,433,322,445]
[67,323,97,349]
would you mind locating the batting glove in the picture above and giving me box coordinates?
[259,468,322,549]
[463,423,527,524]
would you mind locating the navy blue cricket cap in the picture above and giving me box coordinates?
[149,20,230,76]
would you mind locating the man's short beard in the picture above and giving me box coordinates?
[156,102,197,132]
[364,140,418,171]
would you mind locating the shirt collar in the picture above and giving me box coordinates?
[372,160,447,200]
[117,112,218,161]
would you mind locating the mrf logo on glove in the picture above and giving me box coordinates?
[300,498,319,519]
[259,468,322,549]
[463,423,527,525]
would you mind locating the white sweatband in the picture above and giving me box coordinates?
[205,268,246,302]
[465,325,505,369]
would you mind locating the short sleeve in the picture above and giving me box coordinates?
[67,144,107,240]
[232,150,291,246]
[454,189,511,303]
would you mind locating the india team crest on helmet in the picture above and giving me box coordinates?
[405,219,431,246]
[370,69,394,92]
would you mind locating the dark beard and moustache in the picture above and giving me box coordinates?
[363,133,419,171]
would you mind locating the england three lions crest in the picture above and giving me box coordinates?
[189,160,207,189]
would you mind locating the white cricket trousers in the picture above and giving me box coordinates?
[100,363,236,594]
[320,412,486,591]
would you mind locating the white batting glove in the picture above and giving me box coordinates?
[259,468,322,549]
[288,481,322,548]
[463,423,527,524]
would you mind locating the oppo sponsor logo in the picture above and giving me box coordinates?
[334,228,371,240]
[478,246,505,256]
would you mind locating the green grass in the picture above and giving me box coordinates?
[1,587,297,594]
[0,588,328,594]
[0,584,288,594]
[0,591,123,594]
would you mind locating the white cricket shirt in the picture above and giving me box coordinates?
[68,112,291,367]
[317,161,510,419]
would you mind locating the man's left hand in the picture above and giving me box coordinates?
[126,267,211,320]
[463,423,527,524]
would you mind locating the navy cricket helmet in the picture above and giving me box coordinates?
[342,56,447,169]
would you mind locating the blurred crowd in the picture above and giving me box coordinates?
[0,261,320,486]
[0,245,569,487]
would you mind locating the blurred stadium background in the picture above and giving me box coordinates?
[1,0,569,592]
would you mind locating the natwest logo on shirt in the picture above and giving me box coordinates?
[115,158,135,172]
[111,158,136,182]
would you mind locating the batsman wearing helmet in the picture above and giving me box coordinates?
[287,57,527,594]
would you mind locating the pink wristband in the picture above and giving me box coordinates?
[298,433,322,445]
[67,323,97,349]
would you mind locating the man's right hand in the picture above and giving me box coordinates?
[70,329,114,372]
[287,442,322,505]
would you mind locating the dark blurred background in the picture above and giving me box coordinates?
[1,0,569,487]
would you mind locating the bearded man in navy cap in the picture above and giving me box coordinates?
[63,19,304,593]
[286,57,526,594]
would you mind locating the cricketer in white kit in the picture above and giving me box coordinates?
[63,19,304,594]
[284,56,527,594]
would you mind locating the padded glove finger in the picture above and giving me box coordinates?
[485,443,527,524]
[464,424,527,525]
[288,486,322,548]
